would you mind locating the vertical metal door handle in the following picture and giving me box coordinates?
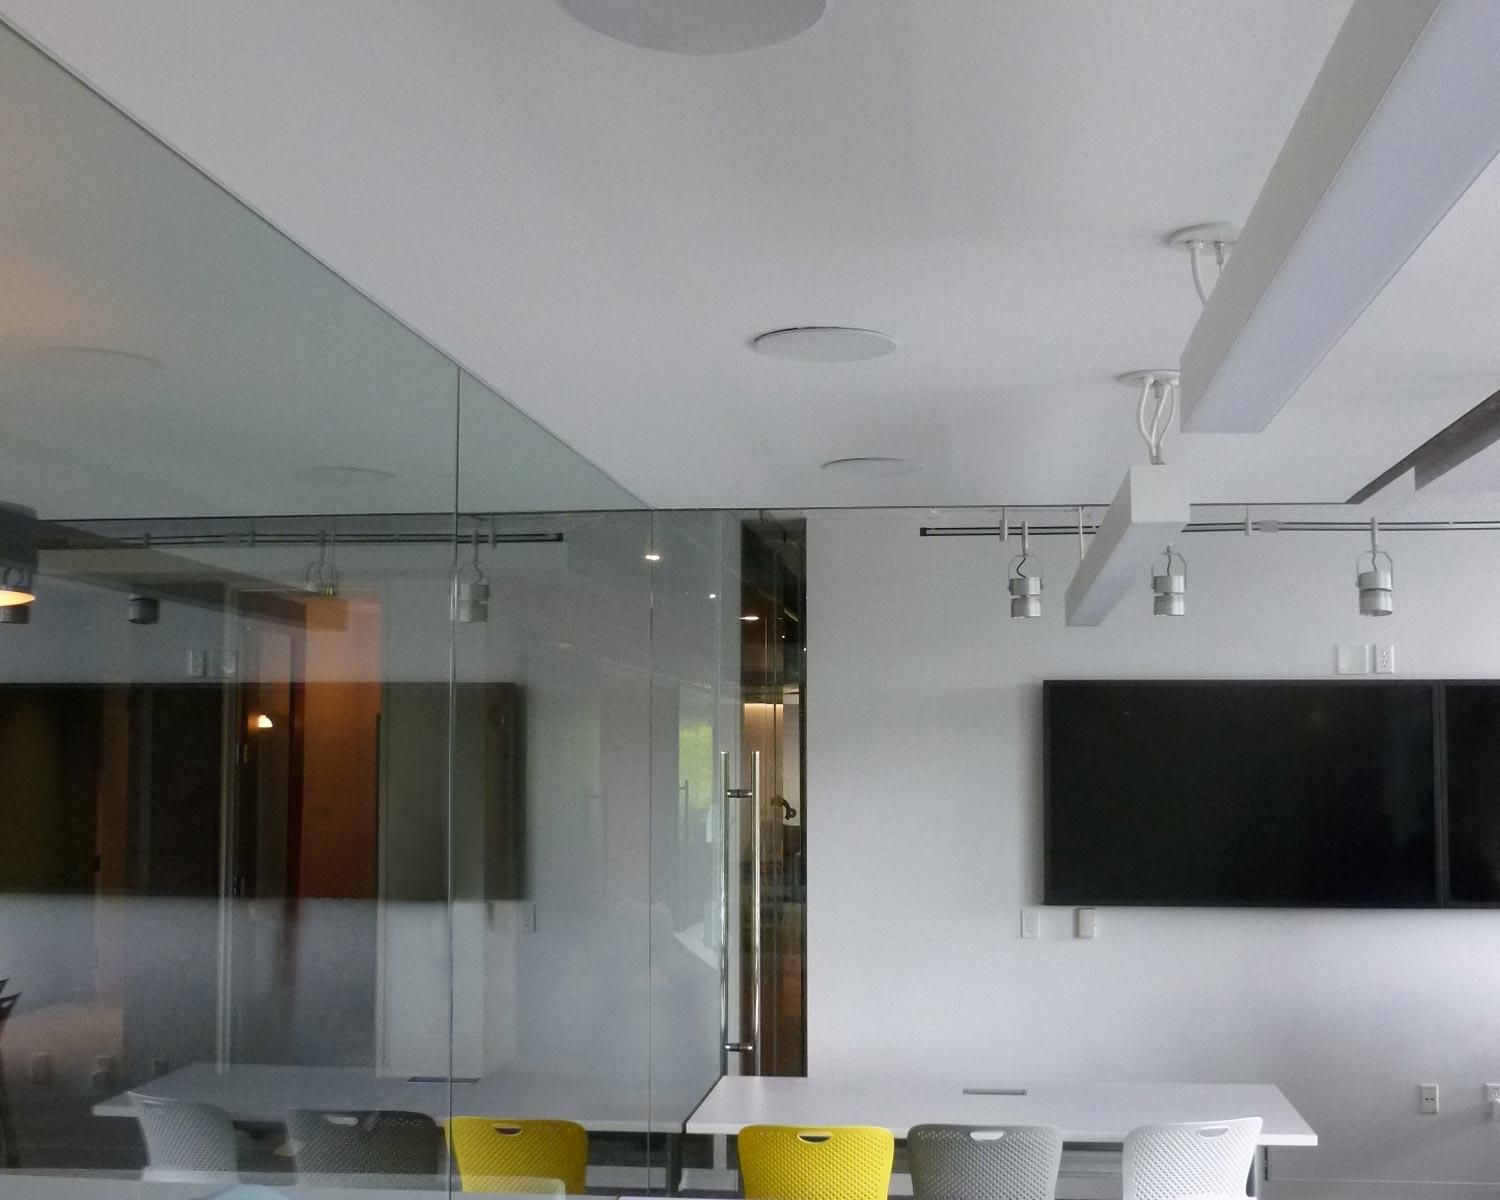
[750,748,763,1075]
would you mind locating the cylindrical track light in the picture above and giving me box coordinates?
[127,595,160,625]
[1151,545,1186,617]
[455,530,490,624]
[1008,521,1042,619]
[1357,518,1393,617]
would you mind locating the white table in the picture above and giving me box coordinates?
[95,1063,656,1133]
[687,1076,1317,1197]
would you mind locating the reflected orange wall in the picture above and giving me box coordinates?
[298,596,381,899]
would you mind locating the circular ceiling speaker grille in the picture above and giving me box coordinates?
[820,457,921,478]
[753,326,897,362]
[562,0,825,54]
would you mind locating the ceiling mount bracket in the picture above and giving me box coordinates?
[1168,222,1240,306]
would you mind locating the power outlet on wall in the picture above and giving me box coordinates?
[1019,908,1041,939]
[1485,1084,1500,1120]
[1419,1083,1439,1114]
[1373,644,1397,675]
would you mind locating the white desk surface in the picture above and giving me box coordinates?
[685,1076,1318,1147]
[95,1063,661,1133]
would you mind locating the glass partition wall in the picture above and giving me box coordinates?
[0,20,738,1196]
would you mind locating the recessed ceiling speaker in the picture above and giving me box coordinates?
[820,457,920,478]
[562,0,825,54]
[753,327,897,362]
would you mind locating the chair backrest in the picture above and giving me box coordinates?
[449,1116,587,1194]
[287,1108,445,1184]
[129,1092,238,1183]
[909,1123,1063,1200]
[1122,1118,1262,1200]
[738,1124,894,1200]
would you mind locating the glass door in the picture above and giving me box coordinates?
[729,518,806,1077]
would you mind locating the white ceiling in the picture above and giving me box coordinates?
[4,0,1500,511]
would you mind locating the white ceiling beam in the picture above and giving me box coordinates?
[1179,0,1500,434]
[1065,466,1190,627]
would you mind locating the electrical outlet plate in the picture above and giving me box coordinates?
[1074,907,1098,939]
[1374,644,1397,675]
[1020,908,1041,939]
[1419,1083,1439,1114]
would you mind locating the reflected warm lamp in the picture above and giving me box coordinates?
[248,713,274,732]
[0,502,40,612]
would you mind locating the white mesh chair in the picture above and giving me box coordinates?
[130,1092,239,1184]
[287,1108,445,1185]
[908,1123,1063,1200]
[1121,1118,1262,1200]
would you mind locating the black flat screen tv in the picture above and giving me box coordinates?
[1043,680,1441,907]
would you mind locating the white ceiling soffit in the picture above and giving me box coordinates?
[1063,465,1190,627]
[9,1,1496,509]
[1180,0,1500,434]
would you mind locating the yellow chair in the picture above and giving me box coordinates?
[738,1124,895,1200]
[448,1117,588,1195]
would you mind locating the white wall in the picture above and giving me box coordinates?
[807,510,1500,1200]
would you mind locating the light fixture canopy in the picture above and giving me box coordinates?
[1357,518,1394,616]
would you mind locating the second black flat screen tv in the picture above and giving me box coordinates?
[1044,681,1439,907]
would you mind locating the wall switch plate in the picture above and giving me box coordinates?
[519,903,537,933]
[1074,908,1097,939]
[1485,1084,1500,1118]
[1335,644,1371,675]
[1419,1083,1439,1114]
[1020,908,1041,939]
[186,650,208,679]
[1374,644,1397,675]
[29,1052,51,1085]
[218,651,239,678]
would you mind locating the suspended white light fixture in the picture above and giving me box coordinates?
[1151,545,1187,617]
[1008,521,1042,619]
[1180,1,1500,433]
[1357,518,1394,616]
[455,530,491,624]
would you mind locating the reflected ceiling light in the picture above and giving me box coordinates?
[645,551,661,562]
[754,327,896,362]
[708,592,718,600]
[295,466,397,487]
[820,456,920,478]
[562,0,825,54]
[0,502,38,609]
[1008,521,1042,620]
[249,713,274,732]
[127,595,160,625]
[455,530,491,624]
[303,531,339,596]
[18,346,162,382]
[741,614,761,622]
[1151,546,1187,617]
[1357,519,1394,617]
